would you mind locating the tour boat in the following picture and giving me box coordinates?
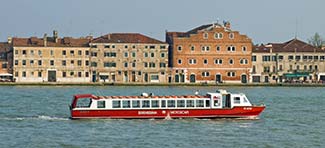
[69,90,265,119]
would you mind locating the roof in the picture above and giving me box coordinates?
[92,33,166,44]
[0,42,11,52]
[12,37,91,47]
[253,38,324,53]
[167,23,226,38]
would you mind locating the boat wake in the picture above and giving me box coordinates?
[0,115,69,121]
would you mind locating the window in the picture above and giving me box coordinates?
[124,52,128,58]
[149,45,155,49]
[227,72,236,77]
[30,50,34,55]
[308,56,313,60]
[151,100,159,108]
[142,100,150,108]
[214,33,223,39]
[124,45,128,49]
[104,62,116,67]
[132,62,136,68]
[22,60,26,66]
[85,72,89,77]
[296,65,300,70]
[22,71,26,77]
[314,56,319,60]
[124,62,128,68]
[296,55,301,61]
[85,60,89,66]
[50,60,54,66]
[216,46,221,52]
[159,63,166,68]
[229,59,234,64]
[70,50,74,55]
[203,32,208,39]
[91,52,97,57]
[186,100,194,107]
[38,50,42,56]
[149,62,155,68]
[234,97,240,104]
[144,62,148,68]
[242,46,247,52]
[161,53,165,58]
[278,55,284,60]
[91,62,97,67]
[62,50,66,56]
[15,60,18,65]
[227,46,235,52]
[38,71,42,77]
[160,45,166,49]
[191,46,195,51]
[205,100,210,107]
[77,60,82,66]
[150,75,159,80]
[229,33,234,39]
[189,59,196,64]
[177,100,185,107]
[202,72,210,77]
[279,65,283,71]
[161,100,166,108]
[104,52,117,57]
[30,60,34,65]
[150,53,155,57]
[240,59,248,64]
[144,52,148,57]
[70,60,74,65]
[201,46,210,52]
[215,59,222,64]
[78,50,82,55]
[264,66,270,72]
[196,100,204,107]
[70,71,74,76]
[321,56,325,60]
[104,45,110,48]
[15,50,18,55]
[112,45,115,48]
[203,59,208,64]
[62,72,66,77]
[78,72,82,77]
[132,100,140,108]
[288,55,294,60]
[112,100,121,108]
[177,46,182,51]
[38,60,42,66]
[177,59,182,64]
[122,100,130,108]
[132,52,136,58]
[252,56,256,62]
[97,101,105,108]
[262,56,271,61]
[85,51,89,55]
[50,50,54,56]
[167,100,175,108]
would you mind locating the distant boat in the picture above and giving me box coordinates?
[69,90,265,119]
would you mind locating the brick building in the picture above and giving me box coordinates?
[12,31,92,82]
[89,33,169,83]
[166,22,252,83]
[252,38,325,83]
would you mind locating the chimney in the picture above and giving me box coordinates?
[43,33,47,47]
[7,36,12,44]
[53,30,58,43]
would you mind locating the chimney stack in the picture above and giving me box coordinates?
[7,36,12,44]
[53,30,58,43]
[43,33,47,47]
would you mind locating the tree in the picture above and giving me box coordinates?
[308,33,325,48]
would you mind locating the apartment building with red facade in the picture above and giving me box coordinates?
[166,22,252,83]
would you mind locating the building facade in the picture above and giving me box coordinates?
[166,22,252,83]
[0,39,13,81]
[89,33,169,83]
[252,38,325,83]
[12,31,92,82]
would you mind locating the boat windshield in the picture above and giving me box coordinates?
[76,98,92,108]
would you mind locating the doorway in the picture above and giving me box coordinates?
[241,74,247,83]
[190,74,196,83]
[48,70,56,82]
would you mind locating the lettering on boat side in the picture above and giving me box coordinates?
[170,111,189,114]
[244,107,252,110]
[138,111,157,115]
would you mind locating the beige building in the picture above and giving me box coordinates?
[0,39,13,81]
[12,31,92,83]
[89,33,169,83]
[252,38,325,83]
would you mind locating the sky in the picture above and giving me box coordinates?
[0,0,324,44]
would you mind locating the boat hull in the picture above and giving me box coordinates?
[70,106,265,119]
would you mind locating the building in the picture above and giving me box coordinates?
[166,22,252,83]
[252,38,325,83]
[12,31,92,83]
[89,33,169,83]
[0,39,13,81]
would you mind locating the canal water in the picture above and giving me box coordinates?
[0,86,324,147]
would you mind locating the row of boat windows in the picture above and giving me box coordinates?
[96,99,219,109]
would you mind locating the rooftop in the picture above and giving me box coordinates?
[92,33,166,44]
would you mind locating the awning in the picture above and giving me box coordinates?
[0,73,12,76]
[283,72,309,78]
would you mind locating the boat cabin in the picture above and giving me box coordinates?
[71,91,252,110]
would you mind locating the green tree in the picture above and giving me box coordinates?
[308,33,324,48]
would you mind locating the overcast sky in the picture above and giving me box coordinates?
[0,0,324,44]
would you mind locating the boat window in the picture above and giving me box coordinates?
[161,100,166,108]
[177,100,185,107]
[76,98,92,108]
[151,100,159,108]
[142,100,150,108]
[112,100,121,108]
[132,100,140,108]
[186,100,194,107]
[234,97,241,104]
[122,100,131,108]
[205,100,210,107]
[167,100,175,108]
[97,101,105,108]
[196,100,204,107]
[214,99,220,107]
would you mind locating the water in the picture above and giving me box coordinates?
[0,86,324,147]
